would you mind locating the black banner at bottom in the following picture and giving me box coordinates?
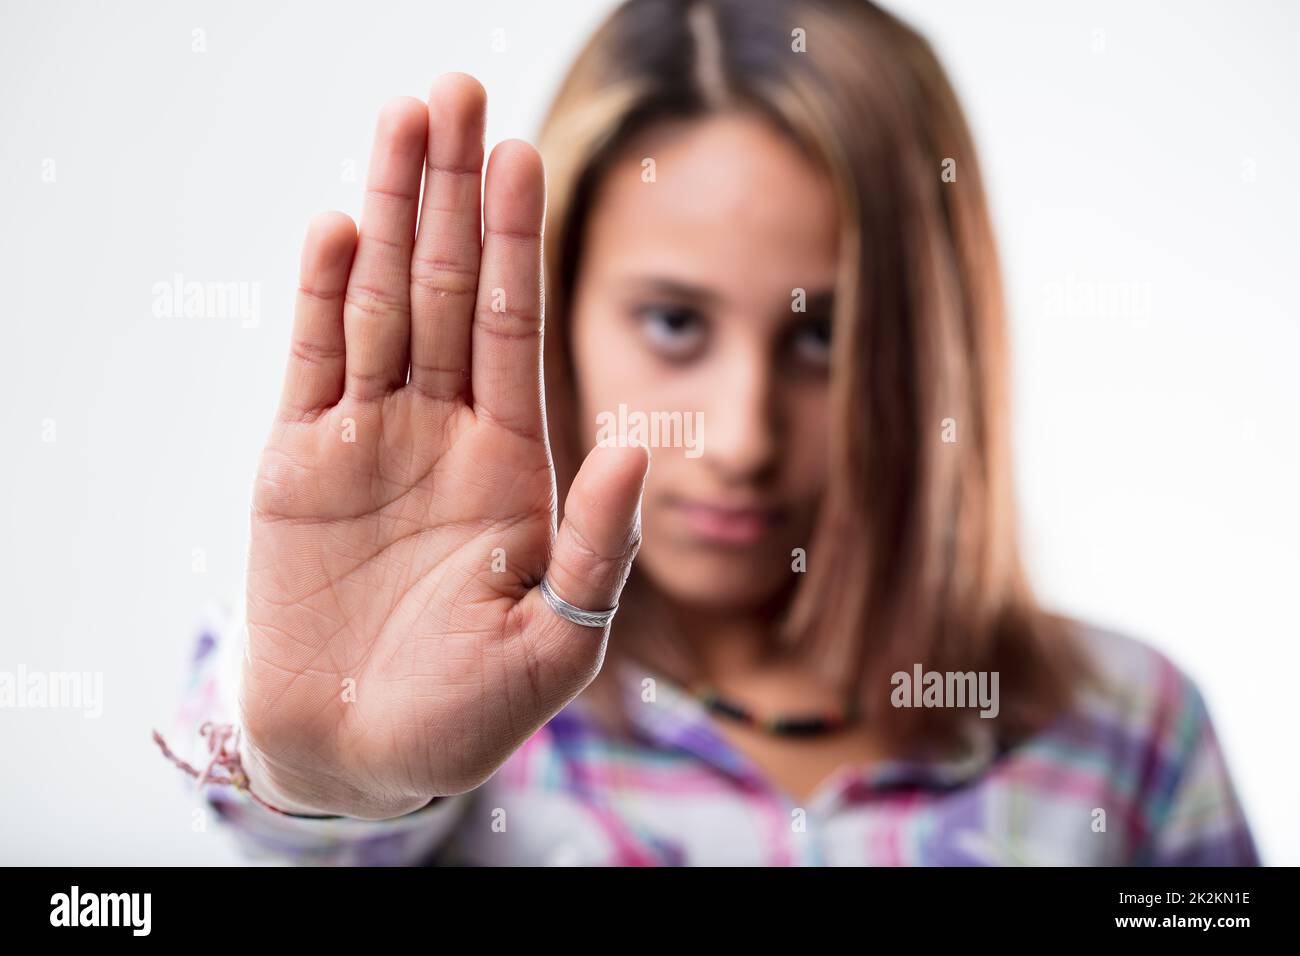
[0,865,1289,941]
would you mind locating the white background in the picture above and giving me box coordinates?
[1,0,1296,864]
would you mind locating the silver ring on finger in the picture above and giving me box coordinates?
[538,575,618,629]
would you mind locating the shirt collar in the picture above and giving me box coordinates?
[613,658,999,805]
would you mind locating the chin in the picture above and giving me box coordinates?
[636,546,793,613]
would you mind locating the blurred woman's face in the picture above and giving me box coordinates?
[571,112,840,610]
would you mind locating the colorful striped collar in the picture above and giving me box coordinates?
[608,659,1002,808]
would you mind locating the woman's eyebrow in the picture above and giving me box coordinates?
[620,277,836,313]
[620,276,724,306]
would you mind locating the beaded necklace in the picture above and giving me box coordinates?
[689,682,861,737]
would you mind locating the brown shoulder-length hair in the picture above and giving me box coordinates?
[536,0,1093,753]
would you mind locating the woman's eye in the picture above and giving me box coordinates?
[791,316,832,366]
[635,305,706,359]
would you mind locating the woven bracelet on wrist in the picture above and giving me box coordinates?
[152,722,342,819]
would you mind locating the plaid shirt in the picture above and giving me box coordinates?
[170,606,1260,866]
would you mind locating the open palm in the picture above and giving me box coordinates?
[241,74,648,819]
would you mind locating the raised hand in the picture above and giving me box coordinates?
[240,73,649,819]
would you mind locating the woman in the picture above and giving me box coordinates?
[161,0,1258,865]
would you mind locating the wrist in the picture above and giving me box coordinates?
[238,726,434,820]
[236,727,339,817]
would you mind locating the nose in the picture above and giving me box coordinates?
[702,342,780,483]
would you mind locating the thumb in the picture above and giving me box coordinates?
[520,442,650,671]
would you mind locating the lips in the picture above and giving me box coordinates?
[668,497,787,546]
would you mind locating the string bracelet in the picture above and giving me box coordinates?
[152,721,339,818]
